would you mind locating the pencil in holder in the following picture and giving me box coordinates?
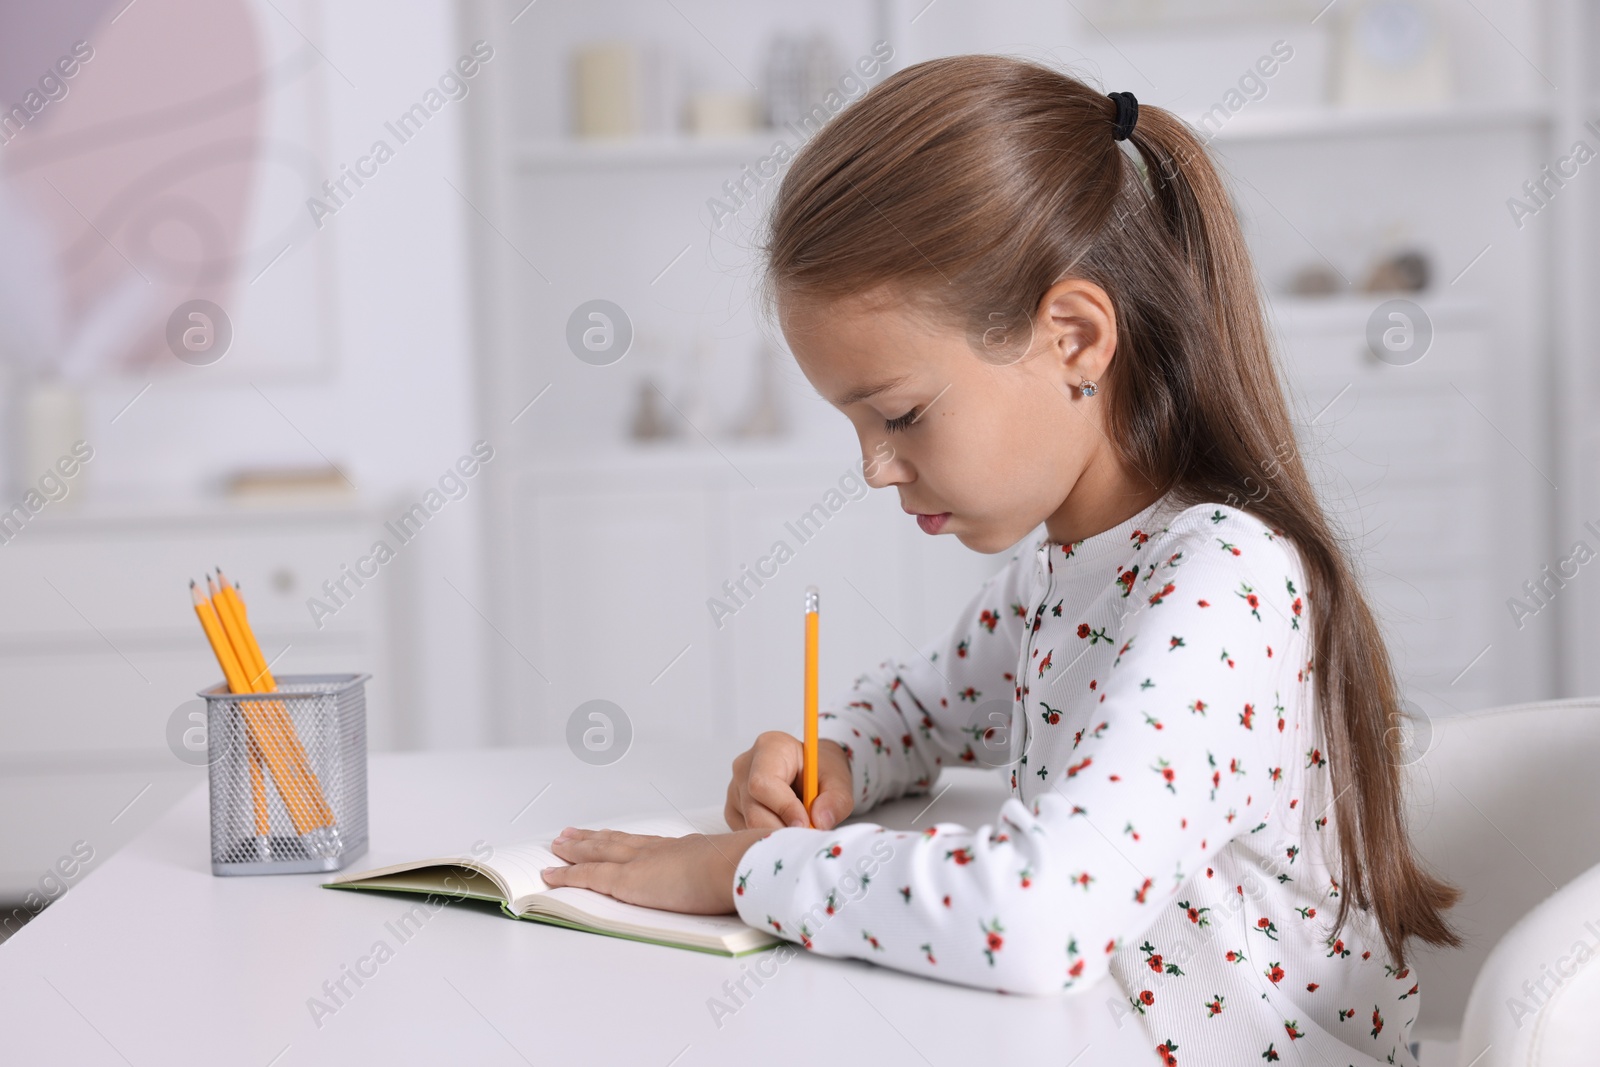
[201,672,370,876]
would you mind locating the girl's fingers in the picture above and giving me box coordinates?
[747,777,809,828]
[544,830,647,894]
[725,776,750,830]
[740,797,791,830]
[544,861,614,896]
[812,744,855,829]
[549,828,644,864]
[747,738,812,828]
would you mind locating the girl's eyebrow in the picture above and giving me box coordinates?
[834,373,913,406]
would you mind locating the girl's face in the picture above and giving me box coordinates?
[780,280,1139,554]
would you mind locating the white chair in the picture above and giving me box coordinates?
[1399,695,1600,1062]
[1453,859,1600,1065]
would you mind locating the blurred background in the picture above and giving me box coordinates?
[0,0,1591,943]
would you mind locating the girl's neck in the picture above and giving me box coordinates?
[1043,458,1166,547]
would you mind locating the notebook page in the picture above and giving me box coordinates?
[537,886,755,939]
[481,842,562,902]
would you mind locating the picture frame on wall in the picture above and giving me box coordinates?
[0,0,341,386]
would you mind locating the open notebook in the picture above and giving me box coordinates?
[322,803,776,956]
[322,767,1012,957]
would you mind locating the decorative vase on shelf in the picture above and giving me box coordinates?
[570,40,681,138]
[686,90,762,138]
[763,31,842,130]
[676,334,714,434]
[729,342,787,440]
[22,375,86,505]
[1333,0,1452,109]
[628,377,678,441]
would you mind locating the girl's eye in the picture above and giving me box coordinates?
[884,409,918,433]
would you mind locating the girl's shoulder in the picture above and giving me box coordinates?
[1145,500,1306,580]
[1014,499,1306,584]
[1154,500,1289,541]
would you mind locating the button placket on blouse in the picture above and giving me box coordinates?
[1012,544,1055,798]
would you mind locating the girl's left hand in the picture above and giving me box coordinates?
[540,826,774,915]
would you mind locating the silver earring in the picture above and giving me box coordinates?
[1079,378,1098,397]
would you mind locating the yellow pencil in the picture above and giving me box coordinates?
[208,574,295,819]
[200,576,312,834]
[189,579,268,834]
[191,581,318,835]
[214,571,334,828]
[208,575,333,830]
[215,585,324,835]
[214,570,273,691]
[247,733,269,837]
[802,585,819,820]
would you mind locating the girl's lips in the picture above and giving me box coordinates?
[915,512,951,535]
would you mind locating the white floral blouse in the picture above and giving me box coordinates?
[731,496,1423,1067]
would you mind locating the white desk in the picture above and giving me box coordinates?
[0,742,1151,1065]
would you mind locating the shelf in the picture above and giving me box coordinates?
[1187,99,1553,143]
[512,100,1555,174]
[5,492,387,530]
[519,435,853,476]
[514,132,790,172]
[1266,292,1487,331]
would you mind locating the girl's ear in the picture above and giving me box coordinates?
[1035,278,1117,394]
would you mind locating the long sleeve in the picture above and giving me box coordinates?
[732,515,1307,997]
[815,552,1031,811]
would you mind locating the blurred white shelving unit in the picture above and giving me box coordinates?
[1271,296,1497,717]
[458,0,1592,750]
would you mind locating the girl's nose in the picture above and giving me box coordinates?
[862,442,906,488]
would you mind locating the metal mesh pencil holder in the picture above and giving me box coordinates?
[201,673,370,876]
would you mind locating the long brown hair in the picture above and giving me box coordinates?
[758,54,1458,966]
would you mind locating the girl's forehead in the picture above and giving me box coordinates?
[785,314,942,402]
[781,289,945,356]
[779,280,923,327]
[778,286,982,403]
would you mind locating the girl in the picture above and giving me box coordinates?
[540,54,1459,1065]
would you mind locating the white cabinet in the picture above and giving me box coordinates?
[496,450,1003,747]
[508,477,720,744]
[1275,298,1498,715]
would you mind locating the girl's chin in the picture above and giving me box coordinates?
[946,513,1044,555]
[950,524,1013,555]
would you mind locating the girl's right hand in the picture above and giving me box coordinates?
[725,731,855,831]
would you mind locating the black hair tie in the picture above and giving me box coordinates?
[1108,91,1138,141]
